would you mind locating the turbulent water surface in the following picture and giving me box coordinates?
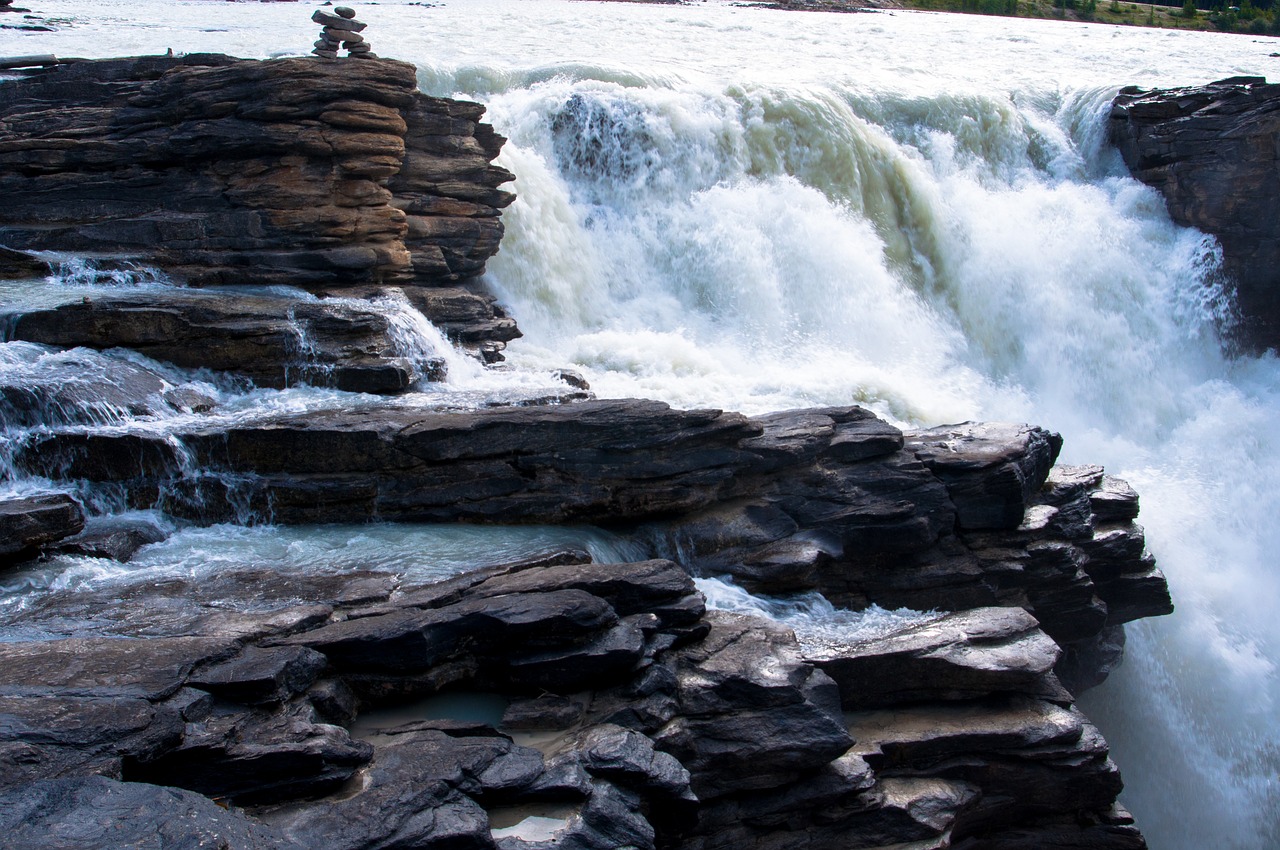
[5,2,1280,847]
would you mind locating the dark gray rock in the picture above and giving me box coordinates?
[0,694,185,790]
[50,515,167,562]
[273,589,617,676]
[187,646,330,705]
[0,493,85,566]
[0,776,293,850]
[0,342,215,429]
[260,730,525,849]
[805,607,1068,709]
[907,422,1062,530]
[124,705,373,804]
[0,636,236,700]
[0,245,49,278]
[654,612,852,799]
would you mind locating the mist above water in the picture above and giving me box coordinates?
[6,3,1280,846]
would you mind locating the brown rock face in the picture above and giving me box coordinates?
[1109,77,1280,349]
[0,54,518,355]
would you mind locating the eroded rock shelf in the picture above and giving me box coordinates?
[0,55,1177,850]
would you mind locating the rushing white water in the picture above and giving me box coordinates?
[6,2,1280,847]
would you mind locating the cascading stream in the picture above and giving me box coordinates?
[471,55,1273,850]
[9,2,1280,846]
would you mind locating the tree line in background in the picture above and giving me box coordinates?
[911,0,1280,33]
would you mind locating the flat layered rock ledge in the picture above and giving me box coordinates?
[2,398,1171,850]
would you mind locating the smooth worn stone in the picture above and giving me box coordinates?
[187,645,330,705]
[312,9,368,31]
[0,493,85,566]
[0,777,295,850]
[50,515,168,563]
[805,607,1067,709]
[125,707,374,804]
[335,6,357,17]
[323,26,363,43]
[907,422,1062,530]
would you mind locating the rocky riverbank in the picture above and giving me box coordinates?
[0,393,1170,849]
[0,53,1175,849]
[0,53,519,363]
[1110,76,1280,350]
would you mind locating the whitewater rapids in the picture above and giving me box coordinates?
[5,2,1280,846]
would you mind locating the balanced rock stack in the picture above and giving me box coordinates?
[311,6,376,59]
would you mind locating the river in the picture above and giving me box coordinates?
[3,2,1279,846]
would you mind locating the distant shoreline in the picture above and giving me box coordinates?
[585,0,1280,37]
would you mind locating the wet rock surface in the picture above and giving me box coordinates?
[0,493,86,567]
[0,50,1171,850]
[5,288,444,393]
[1110,77,1280,349]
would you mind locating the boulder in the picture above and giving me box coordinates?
[0,493,85,566]
[805,607,1068,709]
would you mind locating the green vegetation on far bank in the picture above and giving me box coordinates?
[902,0,1280,35]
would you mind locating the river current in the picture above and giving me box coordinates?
[4,2,1279,847]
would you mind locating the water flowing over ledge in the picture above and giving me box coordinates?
[0,18,1259,844]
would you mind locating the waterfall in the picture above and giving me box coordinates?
[12,2,1280,846]
[469,61,1274,850]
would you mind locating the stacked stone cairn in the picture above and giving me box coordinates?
[311,6,375,59]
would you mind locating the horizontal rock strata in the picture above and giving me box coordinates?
[13,400,1171,680]
[6,288,444,393]
[0,545,1150,849]
[1110,77,1280,349]
[0,54,519,356]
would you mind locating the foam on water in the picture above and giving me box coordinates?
[6,3,1280,846]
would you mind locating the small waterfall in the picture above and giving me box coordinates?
[697,576,940,651]
[366,291,486,386]
[42,255,173,289]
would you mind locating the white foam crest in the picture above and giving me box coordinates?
[42,255,174,289]
[697,576,939,651]
[0,522,638,609]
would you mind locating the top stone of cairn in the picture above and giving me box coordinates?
[312,9,366,31]
[335,6,356,17]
